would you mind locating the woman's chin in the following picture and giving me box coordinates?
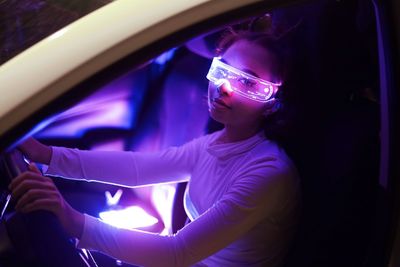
[209,110,227,124]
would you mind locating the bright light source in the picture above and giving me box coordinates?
[151,184,177,235]
[105,189,123,207]
[99,206,158,229]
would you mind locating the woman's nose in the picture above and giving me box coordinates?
[216,79,233,97]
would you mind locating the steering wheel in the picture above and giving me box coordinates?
[0,149,99,267]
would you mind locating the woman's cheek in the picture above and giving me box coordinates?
[232,99,266,121]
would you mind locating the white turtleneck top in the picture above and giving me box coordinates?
[45,130,300,267]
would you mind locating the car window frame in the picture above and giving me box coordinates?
[0,0,293,151]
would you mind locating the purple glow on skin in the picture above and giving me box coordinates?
[99,206,158,229]
[216,79,234,95]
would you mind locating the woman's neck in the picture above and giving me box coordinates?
[217,123,262,144]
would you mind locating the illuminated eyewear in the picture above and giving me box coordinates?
[206,57,281,102]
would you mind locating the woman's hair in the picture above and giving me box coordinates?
[216,15,290,83]
[215,14,297,147]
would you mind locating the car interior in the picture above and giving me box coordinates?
[0,0,391,266]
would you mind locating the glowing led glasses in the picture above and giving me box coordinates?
[206,57,281,102]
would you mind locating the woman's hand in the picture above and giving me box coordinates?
[18,137,52,165]
[8,163,84,238]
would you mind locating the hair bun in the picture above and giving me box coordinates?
[249,14,273,34]
[231,13,274,35]
[231,13,302,41]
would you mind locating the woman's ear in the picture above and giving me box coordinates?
[263,98,281,116]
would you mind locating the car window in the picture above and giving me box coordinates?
[1,0,396,266]
[0,0,112,65]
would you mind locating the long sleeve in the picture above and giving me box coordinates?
[77,163,298,267]
[45,139,200,187]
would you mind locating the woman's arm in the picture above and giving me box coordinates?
[18,136,200,187]
[18,137,52,165]
[10,159,298,267]
[76,167,298,266]
[45,139,199,187]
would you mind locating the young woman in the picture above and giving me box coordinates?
[9,23,301,267]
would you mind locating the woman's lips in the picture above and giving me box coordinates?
[212,98,231,109]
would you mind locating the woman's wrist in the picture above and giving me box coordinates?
[19,138,52,165]
[61,206,85,239]
[38,144,52,165]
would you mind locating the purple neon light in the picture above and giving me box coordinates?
[37,77,134,138]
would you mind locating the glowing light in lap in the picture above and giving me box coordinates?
[99,206,158,229]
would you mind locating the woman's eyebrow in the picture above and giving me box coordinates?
[242,68,260,78]
[220,58,260,78]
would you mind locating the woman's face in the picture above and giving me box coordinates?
[208,40,277,128]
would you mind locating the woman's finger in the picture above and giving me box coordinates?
[28,163,42,175]
[9,171,48,191]
[11,176,54,200]
[20,199,59,215]
[15,188,58,211]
